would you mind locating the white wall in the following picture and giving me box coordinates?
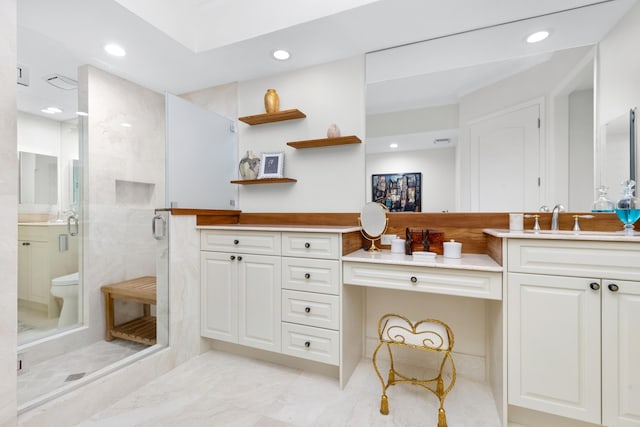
[457,46,594,210]
[366,147,456,212]
[598,0,640,186]
[568,89,594,211]
[598,1,640,127]
[238,56,366,213]
[0,0,17,425]
[16,112,60,157]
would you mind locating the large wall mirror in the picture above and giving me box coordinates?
[18,151,58,205]
[365,0,637,212]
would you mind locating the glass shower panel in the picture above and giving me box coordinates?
[165,94,238,209]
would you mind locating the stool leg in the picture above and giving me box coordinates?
[438,407,447,427]
[372,342,390,416]
[380,394,389,415]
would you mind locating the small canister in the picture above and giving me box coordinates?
[443,239,462,259]
[391,238,405,254]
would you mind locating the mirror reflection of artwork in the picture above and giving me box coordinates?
[372,172,421,212]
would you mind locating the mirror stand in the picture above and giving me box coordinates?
[358,216,389,252]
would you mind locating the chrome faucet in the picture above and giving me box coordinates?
[551,204,565,231]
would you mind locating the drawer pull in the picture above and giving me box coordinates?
[410,276,418,284]
[589,282,600,291]
[237,256,243,261]
[304,341,311,348]
[230,255,236,260]
[304,273,311,279]
[305,306,311,313]
[304,242,311,249]
[22,242,31,246]
[608,283,619,292]
[233,239,239,245]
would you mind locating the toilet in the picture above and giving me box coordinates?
[50,272,79,328]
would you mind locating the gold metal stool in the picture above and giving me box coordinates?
[372,313,456,427]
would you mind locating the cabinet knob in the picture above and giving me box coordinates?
[410,276,418,284]
[589,282,600,291]
[608,283,619,292]
[305,306,311,313]
[304,273,311,279]
[304,242,311,249]
[230,255,236,260]
[233,239,239,245]
[237,256,242,261]
[304,341,311,348]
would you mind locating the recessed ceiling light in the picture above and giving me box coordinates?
[104,43,126,57]
[41,106,63,114]
[389,143,398,148]
[272,49,291,60]
[121,122,132,128]
[526,31,549,44]
[76,111,89,117]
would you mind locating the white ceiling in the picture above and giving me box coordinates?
[15,0,636,122]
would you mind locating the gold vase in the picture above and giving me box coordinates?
[264,89,280,113]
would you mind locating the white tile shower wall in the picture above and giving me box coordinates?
[0,0,18,425]
[84,64,165,338]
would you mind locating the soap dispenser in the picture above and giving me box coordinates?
[592,185,614,212]
[615,180,640,234]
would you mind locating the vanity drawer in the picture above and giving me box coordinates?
[282,233,340,260]
[201,230,281,255]
[282,290,339,330]
[343,261,502,300]
[507,239,640,281]
[281,322,339,365]
[282,257,340,295]
[18,225,49,242]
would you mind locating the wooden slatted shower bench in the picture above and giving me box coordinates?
[101,276,157,346]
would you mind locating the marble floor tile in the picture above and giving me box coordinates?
[79,350,501,427]
[18,339,147,405]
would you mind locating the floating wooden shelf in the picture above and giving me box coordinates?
[230,178,297,185]
[287,135,362,149]
[238,109,306,125]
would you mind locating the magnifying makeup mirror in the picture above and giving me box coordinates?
[359,202,389,252]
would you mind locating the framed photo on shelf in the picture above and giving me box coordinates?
[372,172,421,212]
[258,152,284,179]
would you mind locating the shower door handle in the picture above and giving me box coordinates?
[67,214,79,236]
[152,214,166,240]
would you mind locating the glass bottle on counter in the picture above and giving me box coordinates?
[592,185,614,212]
[615,180,640,234]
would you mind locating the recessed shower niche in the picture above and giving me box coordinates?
[115,180,156,207]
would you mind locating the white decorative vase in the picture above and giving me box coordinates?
[239,151,260,180]
[327,123,341,138]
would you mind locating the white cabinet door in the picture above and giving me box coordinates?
[508,273,601,424]
[201,252,238,342]
[30,241,50,304]
[603,279,640,427]
[238,254,281,352]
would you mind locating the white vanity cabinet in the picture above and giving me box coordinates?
[280,232,341,365]
[201,230,282,352]
[507,238,640,426]
[18,224,78,316]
